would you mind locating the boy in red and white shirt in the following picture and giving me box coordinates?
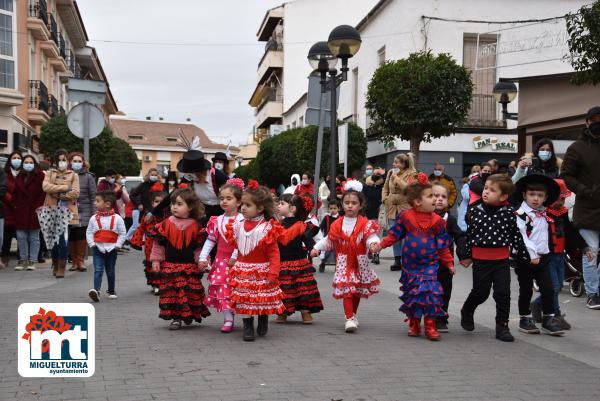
[87,191,127,302]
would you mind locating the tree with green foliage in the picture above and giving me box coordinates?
[239,122,367,188]
[365,51,473,161]
[39,115,140,177]
[566,1,600,85]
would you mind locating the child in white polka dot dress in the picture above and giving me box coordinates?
[199,179,245,333]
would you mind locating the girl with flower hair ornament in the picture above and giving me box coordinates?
[198,178,245,333]
[310,180,381,333]
[225,182,286,341]
[275,193,324,324]
[372,172,455,341]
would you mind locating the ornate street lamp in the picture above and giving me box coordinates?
[493,81,518,121]
[307,25,362,196]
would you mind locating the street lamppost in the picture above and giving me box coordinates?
[493,81,519,121]
[307,25,361,196]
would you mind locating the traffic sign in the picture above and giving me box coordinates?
[67,102,104,139]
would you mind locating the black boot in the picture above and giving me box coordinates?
[318,261,325,273]
[372,253,380,265]
[257,315,269,336]
[242,317,255,342]
[495,321,514,342]
[460,308,474,331]
[390,256,402,271]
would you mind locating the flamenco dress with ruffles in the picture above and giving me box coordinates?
[314,216,381,299]
[130,213,166,288]
[150,216,211,323]
[277,217,324,315]
[225,215,286,316]
[200,213,244,312]
[380,209,454,319]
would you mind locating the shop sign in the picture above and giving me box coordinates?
[472,136,518,152]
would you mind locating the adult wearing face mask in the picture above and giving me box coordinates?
[512,139,560,183]
[468,162,493,206]
[362,165,385,265]
[97,169,123,199]
[284,174,301,195]
[67,152,96,272]
[12,155,45,271]
[128,169,166,239]
[382,153,417,271]
[428,162,458,208]
[561,106,600,310]
[42,149,80,278]
[294,172,314,197]
[1,150,22,268]
[212,152,235,178]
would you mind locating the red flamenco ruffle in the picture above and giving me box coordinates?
[225,218,283,251]
[160,261,200,275]
[279,259,315,276]
[278,221,306,246]
[233,305,285,316]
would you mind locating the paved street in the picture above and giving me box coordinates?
[1,249,600,401]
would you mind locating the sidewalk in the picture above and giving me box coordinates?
[0,249,599,400]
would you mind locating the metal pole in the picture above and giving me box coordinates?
[312,90,326,215]
[83,102,90,161]
[329,72,337,196]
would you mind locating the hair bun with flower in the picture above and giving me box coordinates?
[408,172,429,186]
[150,182,164,193]
[300,194,314,213]
[247,179,260,190]
[343,179,363,193]
[226,177,245,190]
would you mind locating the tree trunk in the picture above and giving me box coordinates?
[408,127,423,165]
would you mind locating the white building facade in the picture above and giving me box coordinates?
[249,0,379,142]
[282,0,588,179]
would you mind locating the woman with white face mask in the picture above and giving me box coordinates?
[127,168,166,244]
[512,138,561,183]
[67,152,96,272]
[1,151,22,268]
[41,149,80,278]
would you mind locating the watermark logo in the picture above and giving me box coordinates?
[18,303,95,377]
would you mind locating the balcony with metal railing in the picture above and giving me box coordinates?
[27,0,50,40]
[28,80,50,125]
[48,13,58,45]
[58,32,66,59]
[462,93,505,128]
[257,38,283,85]
[255,89,283,128]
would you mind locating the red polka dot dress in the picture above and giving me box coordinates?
[380,209,454,319]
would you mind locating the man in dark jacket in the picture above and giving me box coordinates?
[561,106,600,310]
[362,166,384,265]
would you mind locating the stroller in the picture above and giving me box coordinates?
[565,249,585,297]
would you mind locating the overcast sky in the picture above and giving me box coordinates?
[77,0,283,146]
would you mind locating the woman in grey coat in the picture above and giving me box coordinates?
[68,152,96,271]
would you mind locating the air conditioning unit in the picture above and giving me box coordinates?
[143,155,152,162]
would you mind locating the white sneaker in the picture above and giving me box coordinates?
[14,260,26,271]
[26,262,36,271]
[153,287,159,295]
[352,315,360,327]
[88,289,100,302]
[345,318,358,333]
[108,293,118,300]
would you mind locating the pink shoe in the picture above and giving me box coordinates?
[221,319,234,333]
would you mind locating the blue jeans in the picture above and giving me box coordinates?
[51,233,68,259]
[388,218,402,257]
[125,209,140,241]
[16,229,40,262]
[93,248,117,293]
[579,229,600,296]
[534,253,565,314]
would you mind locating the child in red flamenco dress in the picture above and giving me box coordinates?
[198,179,245,333]
[226,182,285,341]
[130,191,168,295]
[311,180,380,334]
[275,193,324,324]
[373,173,455,341]
[150,189,210,330]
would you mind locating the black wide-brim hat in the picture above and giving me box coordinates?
[212,151,228,163]
[176,150,212,173]
[514,174,560,206]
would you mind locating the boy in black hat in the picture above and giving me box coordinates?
[514,174,564,336]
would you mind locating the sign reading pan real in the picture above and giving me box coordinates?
[472,136,518,152]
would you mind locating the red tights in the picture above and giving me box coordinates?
[343,295,361,319]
